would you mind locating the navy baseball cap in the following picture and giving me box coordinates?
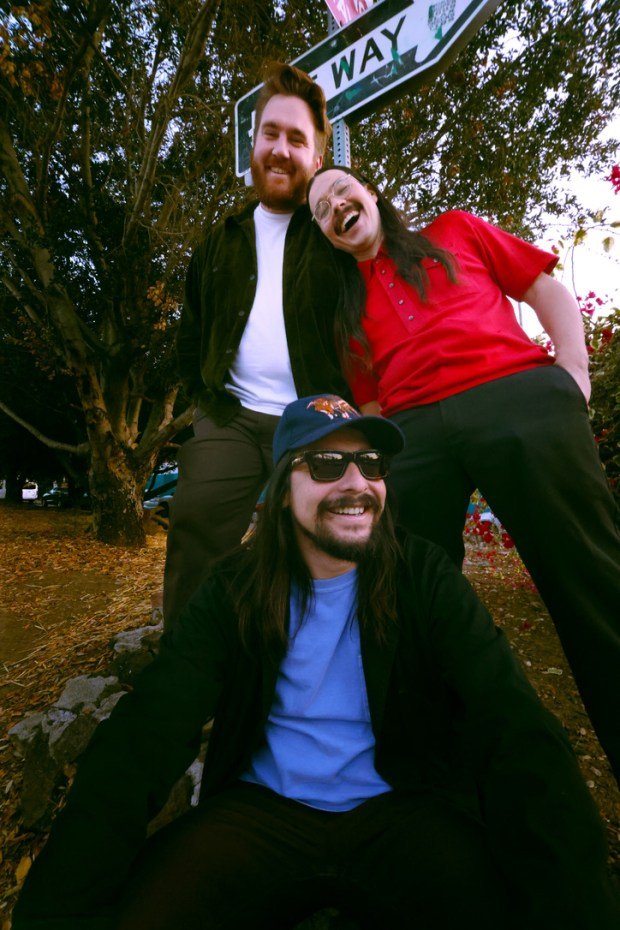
[273,395,404,464]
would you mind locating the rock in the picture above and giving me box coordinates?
[8,675,126,827]
[20,735,62,828]
[147,772,196,837]
[47,712,99,767]
[8,631,164,832]
[8,713,46,757]
[94,690,126,723]
[54,675,120,711]
[112,624,162,653]
[41,707,77,754]
[187,757,203,807]
[109,623,163,682]
[146,737,207,836]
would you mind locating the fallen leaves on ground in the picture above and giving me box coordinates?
[465,542,620,875]
[0,504,166,919]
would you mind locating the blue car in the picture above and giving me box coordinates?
[143,464,178,527]
[42,487,71,508]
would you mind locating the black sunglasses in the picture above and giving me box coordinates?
[289,449,390,482]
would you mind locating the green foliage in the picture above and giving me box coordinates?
[587,306,620,502]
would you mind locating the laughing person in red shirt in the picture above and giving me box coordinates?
[307,166,620,784]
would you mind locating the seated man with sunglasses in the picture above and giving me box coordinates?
[13,395,619,930]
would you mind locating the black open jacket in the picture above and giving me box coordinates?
[13,535,619,929]
[176,201,351,423]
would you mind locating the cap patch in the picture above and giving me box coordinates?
[307,396,358,421]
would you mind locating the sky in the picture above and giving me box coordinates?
[515,129,620,338]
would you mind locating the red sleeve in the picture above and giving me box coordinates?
[445,211,558,301]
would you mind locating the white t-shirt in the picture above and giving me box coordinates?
[225,205,298,415]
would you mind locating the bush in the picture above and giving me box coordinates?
[584,302,620,503]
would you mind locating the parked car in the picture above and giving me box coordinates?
[22,481,38,501]
[42,487,71,509]
[143,464,178,527]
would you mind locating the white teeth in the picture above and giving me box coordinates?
[332,506,365,515]
[270,167,288,174]
[336,209,360,234]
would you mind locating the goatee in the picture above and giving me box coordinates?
[296,494,383,563]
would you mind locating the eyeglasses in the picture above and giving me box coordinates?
[312,178,352,225]
[289,449,389,482]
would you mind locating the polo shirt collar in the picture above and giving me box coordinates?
[358,242,389,282]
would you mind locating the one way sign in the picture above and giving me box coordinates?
[235,0,501,176]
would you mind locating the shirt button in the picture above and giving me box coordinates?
[226,348,233,354]
[249,274,256,281]
[380,268,386,275]
[238,311,245,316]
[398,299,405,305]
[388,282,395,288]
[408,315,414,321]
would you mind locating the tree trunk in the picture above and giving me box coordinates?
[88,444,150,547]
[89,467,146,546]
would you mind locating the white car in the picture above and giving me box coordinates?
[22,481,38,501]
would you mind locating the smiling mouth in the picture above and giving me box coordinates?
[335,208,360,235]
[320,494,378,519]
[330,505,366,516]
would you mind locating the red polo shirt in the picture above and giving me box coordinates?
[349,210,557,415]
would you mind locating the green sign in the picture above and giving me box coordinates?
[235,0,501,176]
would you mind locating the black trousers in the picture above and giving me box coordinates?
[163,406,279,629]
[116,783,514,930]
[387,365,620,780]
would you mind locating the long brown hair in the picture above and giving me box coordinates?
[307,166,458,373]
[229,453,401,665]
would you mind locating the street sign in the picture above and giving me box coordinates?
[322,0,374,27]
[235,0,501,177]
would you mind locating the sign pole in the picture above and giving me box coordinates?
[327,13,351,168]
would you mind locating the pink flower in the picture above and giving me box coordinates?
[607,165,620,194]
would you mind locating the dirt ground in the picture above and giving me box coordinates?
[0,503,619,924]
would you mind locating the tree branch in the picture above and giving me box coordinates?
[0,116,45,238]
[0,399,89,454]
[1,273,45,329]
[78,94,109,278]
[123,0,221,249]
[137,400,193,464]
[37,0,114,214]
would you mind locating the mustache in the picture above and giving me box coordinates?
[317,493,381,516]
